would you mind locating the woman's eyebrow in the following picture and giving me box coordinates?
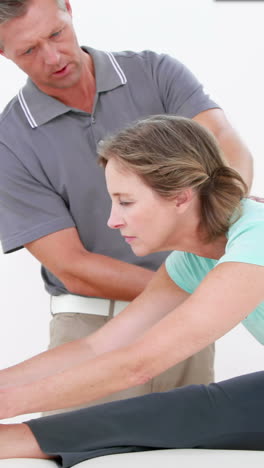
[112,192,131,197]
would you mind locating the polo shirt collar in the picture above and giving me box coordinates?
[18,47,127,128]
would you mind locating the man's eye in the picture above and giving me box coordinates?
[51,30,62,38]
[24,47,34,55]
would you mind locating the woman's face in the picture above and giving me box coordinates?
[105,158,181,256]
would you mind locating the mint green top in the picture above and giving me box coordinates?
[165,198,264,344]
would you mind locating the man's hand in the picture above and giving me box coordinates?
[193,108,253,190]
[248,195,264,203]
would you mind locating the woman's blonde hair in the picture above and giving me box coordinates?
[99,115,248,242]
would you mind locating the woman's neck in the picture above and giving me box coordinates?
[192,234,227,259]
[169,222,227,260]
[166,193,228,260]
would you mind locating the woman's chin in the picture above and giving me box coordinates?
[131,245,152,257]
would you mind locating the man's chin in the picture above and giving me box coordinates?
[38,69,81,91]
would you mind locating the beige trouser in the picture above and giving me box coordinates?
[45,312,215,415]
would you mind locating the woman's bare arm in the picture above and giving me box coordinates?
[2,262,262,418]
[0,265,187,386]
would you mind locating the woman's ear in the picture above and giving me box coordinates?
[173,188,194,211]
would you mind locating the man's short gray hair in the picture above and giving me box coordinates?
[0,0,67,24]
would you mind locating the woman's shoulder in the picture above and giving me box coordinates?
[221,197,264,267]
[241,196,264,218]
[228,197,264,237]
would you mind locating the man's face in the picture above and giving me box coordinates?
[0,0,84,92]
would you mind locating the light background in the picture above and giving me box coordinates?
[0,0,264,422]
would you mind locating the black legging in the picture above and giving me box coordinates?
[26,371,264,468]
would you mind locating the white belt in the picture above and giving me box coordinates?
[50,294,129,317]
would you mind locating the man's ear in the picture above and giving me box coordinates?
[0,38,6,56]
[0,48,10,59]
[65,0,72,16]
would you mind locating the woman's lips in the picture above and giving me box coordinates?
[123,236,136,244]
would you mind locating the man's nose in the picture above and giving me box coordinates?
[42,43,60,65]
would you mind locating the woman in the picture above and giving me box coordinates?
[0,116,264,465]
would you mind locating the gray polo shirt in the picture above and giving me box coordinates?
[0,48,219,296]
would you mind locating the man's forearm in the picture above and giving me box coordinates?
[63,252,155,300]
[214,125,253,190]
[193,109,253,190]
[26,230,156,302]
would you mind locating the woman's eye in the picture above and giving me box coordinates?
[119,201,132,206]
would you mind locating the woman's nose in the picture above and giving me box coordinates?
[107,210,124,229]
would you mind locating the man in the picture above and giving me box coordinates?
[0,0,252,408]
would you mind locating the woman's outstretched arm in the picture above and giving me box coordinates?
[1,261,263,418]
[0,265,188,417]
[11,261,260,417]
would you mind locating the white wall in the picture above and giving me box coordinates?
[0,0,264,422]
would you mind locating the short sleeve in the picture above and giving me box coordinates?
[165,251,216,294]
[218,222,264,268]
[0,143,76,253]
[147,51,219,117]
